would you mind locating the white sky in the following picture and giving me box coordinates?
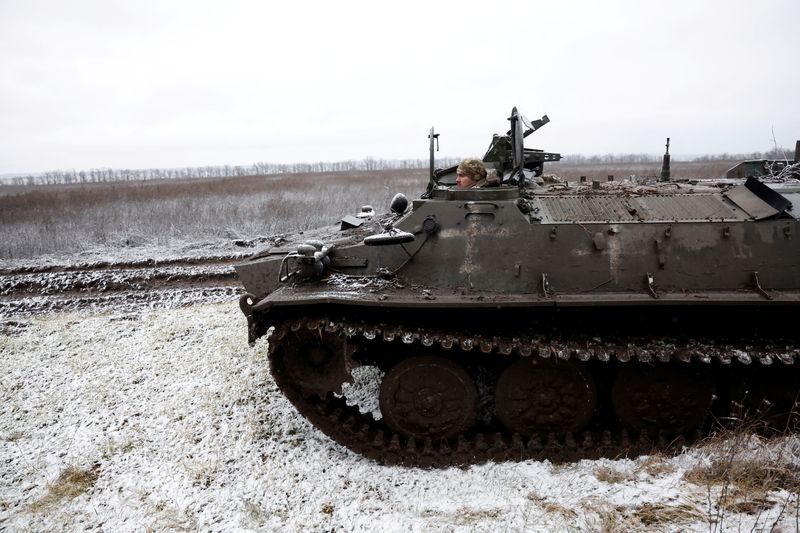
[1,0,799,174]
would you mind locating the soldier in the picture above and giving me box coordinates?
[455,159,499,188]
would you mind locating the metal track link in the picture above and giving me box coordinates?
[267,315,799,467]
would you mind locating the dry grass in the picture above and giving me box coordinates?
[718,489,776,515]
[593,455,676,484]
[685,452,800,494]
[596,508,624,533]
[585,428,800,531]
[526,492,578,524]
[632,501,706,526]
[635,454,676,477]
[0,169,427,259]
[683,425,800,531]
[541,501,578,520]
[582,498,706,532]
[594,466,629,484]
[28,464,100,512]
[684,432,800,494]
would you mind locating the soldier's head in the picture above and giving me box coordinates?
[456,159,487,188]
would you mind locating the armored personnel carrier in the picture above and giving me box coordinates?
[235,108,800,467]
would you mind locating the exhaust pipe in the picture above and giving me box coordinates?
[659,137,671,181]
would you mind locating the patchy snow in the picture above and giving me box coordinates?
[1,264,236,295]
[0,237,254,272]
[2,302,799,532]
[0,286,239,318]
[0,243,244,318]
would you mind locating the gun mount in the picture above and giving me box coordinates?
[425,107,561,194]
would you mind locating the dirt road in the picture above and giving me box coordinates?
[0,254,242,317]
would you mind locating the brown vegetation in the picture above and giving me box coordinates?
[593,466,629,484]
[0,169,427,259]
[28,465,100,512]
[683,426,800,531]
[631,502,706,527]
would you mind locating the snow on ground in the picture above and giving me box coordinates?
[0,237,254,272]
[2,302,799,532]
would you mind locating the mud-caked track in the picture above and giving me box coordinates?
[266,312,800,468]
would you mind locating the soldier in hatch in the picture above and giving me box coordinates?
[455,159,500,188]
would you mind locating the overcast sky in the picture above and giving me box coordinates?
[1,0,798,174]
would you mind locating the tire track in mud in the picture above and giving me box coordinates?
[0,256,245,317]
[0,253,245,276]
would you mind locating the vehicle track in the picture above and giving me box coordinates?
[0,256,242,317]
[267,314,800,467]
[0,253,245,276]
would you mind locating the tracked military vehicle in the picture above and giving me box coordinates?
[235,108,800,467]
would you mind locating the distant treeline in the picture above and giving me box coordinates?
[3,147,793,186]
[3,157,460,186]
[560,147,792,165]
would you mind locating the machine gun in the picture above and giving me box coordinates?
[483,107,561,186]
[425,107,561,193]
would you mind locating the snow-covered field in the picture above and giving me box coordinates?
[2,299,800,532]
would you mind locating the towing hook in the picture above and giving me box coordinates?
[239,292,257,315]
